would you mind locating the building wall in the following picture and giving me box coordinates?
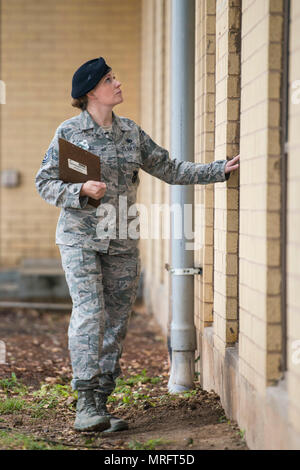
[194,0,217,363]
[0,0,141,267]
[140,0,300,450]
[239,0,283,393]
[287,0,300,441]
[201,0,300,449]
[213,0,240,353]
[139,0,171,335]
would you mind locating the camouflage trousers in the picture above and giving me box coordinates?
[58,244,141,393]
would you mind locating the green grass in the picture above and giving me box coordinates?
[0,397,27,414]
[0,430,67,450]
[218,414,227,423]
[107,369,203,411]
[107,369,162,408]
[30,383,77,418]
[32,383,77,404]
[128,438,170,450]
[108,386,153,407]
[33,383,76,399]
[237,429,246,440]
[0,373,28,395]
[180,389,197,398]
[115,369,161,387]
[0,378,77,418]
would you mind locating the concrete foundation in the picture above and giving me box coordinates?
[200,326,300,450]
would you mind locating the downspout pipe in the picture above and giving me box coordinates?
[168,0,196,393]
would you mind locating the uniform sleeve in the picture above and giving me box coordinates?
[138,127,230,185]
[35,125,89,209]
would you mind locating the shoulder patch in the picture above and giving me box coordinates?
[42,148,52,164]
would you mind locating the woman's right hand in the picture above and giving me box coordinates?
[80,181,107,200]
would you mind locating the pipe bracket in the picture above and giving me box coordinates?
[165,264,202,276]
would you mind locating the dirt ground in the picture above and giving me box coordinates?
[0,301,248,451]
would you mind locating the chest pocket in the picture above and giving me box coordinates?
[120,154,141,188]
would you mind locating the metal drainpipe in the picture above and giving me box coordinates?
[167,0,197,393]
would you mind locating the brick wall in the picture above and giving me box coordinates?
[139,0,300,449]
[0,0,141,266]
[138,0,155,288]
[138,0,171,334]
[194,0,218,369]
[213,0,240,355]
[239,0,283,393]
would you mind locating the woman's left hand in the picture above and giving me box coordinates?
[225,154,240,174]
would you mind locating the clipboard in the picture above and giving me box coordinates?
[58,137,101,208]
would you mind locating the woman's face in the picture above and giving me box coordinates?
[88,71,123,108]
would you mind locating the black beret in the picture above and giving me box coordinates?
[71,57,111,99]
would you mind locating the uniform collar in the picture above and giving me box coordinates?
[112,113,131,131]
[80,110,131,132]
[79,110,94,131]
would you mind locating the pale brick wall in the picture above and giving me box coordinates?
[0,0,141,267]
[287,0,300,437]
[239,0,284,393]
[162,0,171,296]
[138,0,171,334]
[138,0,155,289]
[152,0,164,286]
[194,0,218,371]
[213,0,240,355]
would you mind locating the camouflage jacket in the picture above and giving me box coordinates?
[35,110,229,254]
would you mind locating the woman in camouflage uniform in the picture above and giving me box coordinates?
[35,57,239,432]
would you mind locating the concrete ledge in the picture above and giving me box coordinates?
[201,326,300,450]
[0,260,144,303]
[0,262,69,301]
